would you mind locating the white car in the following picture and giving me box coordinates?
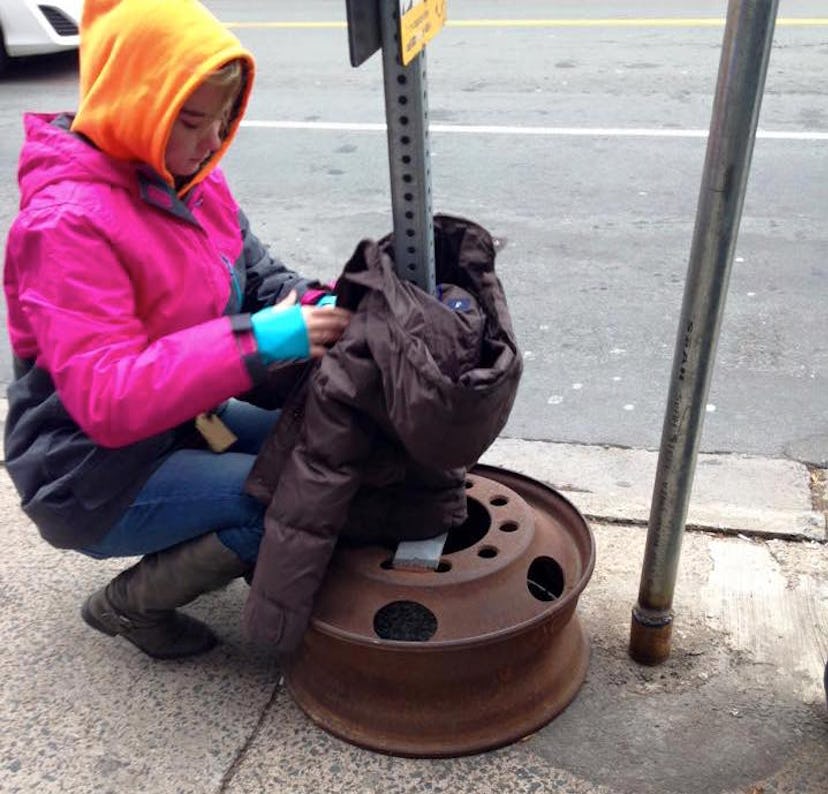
[0,0,82,70]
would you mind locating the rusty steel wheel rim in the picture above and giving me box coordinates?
[283,464,596,758]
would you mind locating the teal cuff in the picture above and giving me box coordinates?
[250,304,310,363]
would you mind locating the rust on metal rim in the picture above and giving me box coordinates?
[284,465,596,758]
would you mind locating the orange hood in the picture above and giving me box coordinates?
[71,0,255,194]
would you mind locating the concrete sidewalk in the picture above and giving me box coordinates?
[1,440,826,793]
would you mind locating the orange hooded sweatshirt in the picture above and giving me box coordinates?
[71,0,255,194]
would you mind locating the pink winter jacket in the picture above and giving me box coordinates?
[3,114,314,548]
[3,0,324,549]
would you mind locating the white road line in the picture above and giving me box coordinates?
[240,120,828,141]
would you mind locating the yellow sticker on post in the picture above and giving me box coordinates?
[399,0,447,65]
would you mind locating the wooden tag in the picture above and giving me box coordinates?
[194,412,238,453]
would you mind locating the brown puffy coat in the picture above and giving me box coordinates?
[243,215,522,652]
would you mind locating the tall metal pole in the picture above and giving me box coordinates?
[377,1,445,569]
[379,0,436,294]
[629,0,779,665]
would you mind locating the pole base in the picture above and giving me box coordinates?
[628,605,673,665]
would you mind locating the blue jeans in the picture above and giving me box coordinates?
[80,400,279,564]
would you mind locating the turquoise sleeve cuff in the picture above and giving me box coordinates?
[250,304,310,363]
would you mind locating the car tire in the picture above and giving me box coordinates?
[0,28,8,75]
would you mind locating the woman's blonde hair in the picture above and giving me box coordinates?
[204,59,244,106]
[205,59,243,90]
[203,58,248,137]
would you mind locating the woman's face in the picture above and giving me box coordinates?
[165,80,235,179]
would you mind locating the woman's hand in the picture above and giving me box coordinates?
[258,290,351,361]
[301,301,352,358]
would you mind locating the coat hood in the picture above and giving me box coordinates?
[70,0,254,193]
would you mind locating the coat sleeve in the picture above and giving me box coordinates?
[7,209,256,449]
[238,209,321,312]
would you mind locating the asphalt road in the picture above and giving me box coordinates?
[0,0,826,463]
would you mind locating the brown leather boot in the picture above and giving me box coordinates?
[81,533,249,659]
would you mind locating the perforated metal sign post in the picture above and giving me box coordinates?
[345,0,444,294]
[380,1,436,294]
[345,0,447,566]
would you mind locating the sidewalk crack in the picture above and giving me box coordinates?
[806,465,827,538]
[218,676,283,792]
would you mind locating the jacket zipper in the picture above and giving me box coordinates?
[222,254,243,310]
